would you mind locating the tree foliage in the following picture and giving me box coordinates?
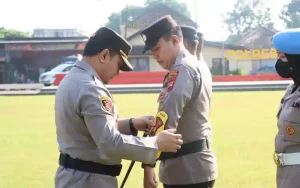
[105,0,191,34]
[279,0,300,28]
[223,0,274,43]
[0,27,30,38]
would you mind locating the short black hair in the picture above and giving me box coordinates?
[184,38,198,50]
[83,48,117,57]
[161,26,183,42]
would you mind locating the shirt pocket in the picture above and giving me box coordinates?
[282,107,300,142]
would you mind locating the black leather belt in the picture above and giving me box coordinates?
[158,139,209,160]
[59,153,122,177]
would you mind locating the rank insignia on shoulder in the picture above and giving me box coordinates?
[170,70,179,77]
[100,96,113,113]
[166,80,175,92]
[166,70,179,92]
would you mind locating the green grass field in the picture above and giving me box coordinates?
[0,91,284,188]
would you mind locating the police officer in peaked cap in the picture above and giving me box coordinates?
[180,25,206,63]
[180,25,199,57]
[54,26,183,188]
[272,28,300,188]
[180,25,213,92]
[140,15,218,188]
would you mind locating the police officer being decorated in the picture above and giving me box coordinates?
[272,28,300,188]
[54,26,183,188]
[140,15,218,188]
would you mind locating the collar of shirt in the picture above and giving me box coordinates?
[171,49,190,69]
[74,60,103,83]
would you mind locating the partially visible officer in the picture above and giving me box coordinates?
[140,15,218,188]
[54,26,183,188]
[180,25,199,57]
[180,25,213,97]
[272,28,300,188]
[196,32,204,61]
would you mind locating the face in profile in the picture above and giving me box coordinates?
[97,49,122,84]
[151,35,179,70]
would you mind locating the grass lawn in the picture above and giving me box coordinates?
[0,91,284,188]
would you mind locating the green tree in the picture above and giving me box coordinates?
[0,27,30,38]
[144,0,191,18]
[105,0,191,34]
[279,0,300,28]
[223,0,274,43]
[105,5,144,34]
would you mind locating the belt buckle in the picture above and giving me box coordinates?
[273,152,283,167]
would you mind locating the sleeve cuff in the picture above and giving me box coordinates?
[129,118,138,136]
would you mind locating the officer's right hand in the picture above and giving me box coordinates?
[156,129,183,152]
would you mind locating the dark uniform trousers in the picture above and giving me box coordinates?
[163,180,215,188]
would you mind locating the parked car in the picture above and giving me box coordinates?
[39,63,74,86]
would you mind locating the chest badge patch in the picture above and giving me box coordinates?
[166,70,179,92]
[100,96,113,113]
[286,125,295,135]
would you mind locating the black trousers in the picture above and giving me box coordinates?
[163,180,215,188]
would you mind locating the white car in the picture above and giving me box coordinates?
[39,63,74,86]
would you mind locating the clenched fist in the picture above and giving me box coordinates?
[132,116,155,131]
[156,129,183,152]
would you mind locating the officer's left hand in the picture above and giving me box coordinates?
[144,166,158,188]
[132,116,155,132]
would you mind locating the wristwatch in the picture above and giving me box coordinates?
[129,118,135,131]
[129,118,137,135]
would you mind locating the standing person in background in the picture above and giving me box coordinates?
[196,32,204,61]
[180,25,199,58]
[272,28,300,188]
[180,25,213,88]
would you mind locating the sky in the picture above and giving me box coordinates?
[0,0,292,41]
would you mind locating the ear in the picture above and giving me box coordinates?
[171,35,179,46]
[99,49,110,63]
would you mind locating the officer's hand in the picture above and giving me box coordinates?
[132,116,155,132]
[144,166,158,188]
[156,129,183,152]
